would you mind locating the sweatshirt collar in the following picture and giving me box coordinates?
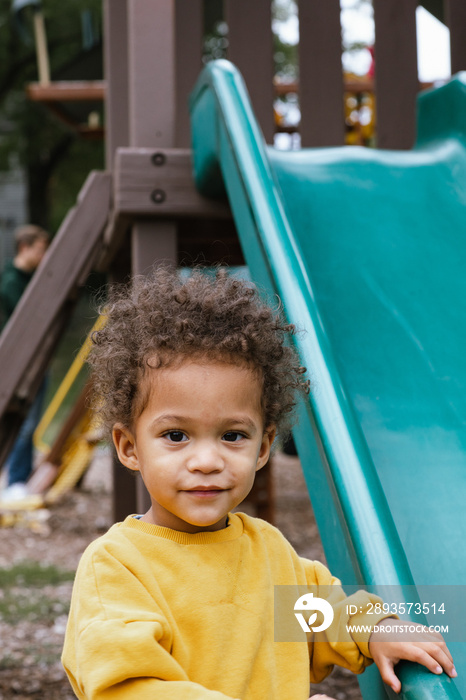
[121,512,244,544]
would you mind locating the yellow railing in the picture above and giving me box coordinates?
[34,314,105,452]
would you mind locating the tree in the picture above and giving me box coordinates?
[0,0,103,232]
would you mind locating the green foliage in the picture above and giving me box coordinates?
[203,0,227,62]
[273,0,296,24]
[273,33,298,82]
[0,0,101,102]
[0,0,103,231]
[48,136,104,233]
[272,0,298,81]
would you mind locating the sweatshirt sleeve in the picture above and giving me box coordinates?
[303,559,393,683]
[62,543,238,700]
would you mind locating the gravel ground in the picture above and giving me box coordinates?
[0,448,363,700]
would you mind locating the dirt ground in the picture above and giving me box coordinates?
[0,448,363,700]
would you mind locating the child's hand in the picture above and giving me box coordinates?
[369,618,457,694]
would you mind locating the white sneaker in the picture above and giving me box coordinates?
[1,483,29,502]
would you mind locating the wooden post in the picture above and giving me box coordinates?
[225,0,275,144]
[128,0,175,147]
[131,222,177,275]
[104,0,137,521]
[446,0,466,75]
[127,0,179,514]
[373,0,418,149]
[103,0,129,170]
[297,0,345,147]
[174,0,203,147]
[33,11,50,85]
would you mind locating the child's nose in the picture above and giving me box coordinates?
[186,442,224,473]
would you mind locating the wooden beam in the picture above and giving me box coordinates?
[446,0,466,74]
[104,247,137,523]
[0,172,111,424]
[174,0,203,147]
[125,0,182,514]
[275,78,434,97]
[373,0,418,149]
[297,0,345,147]
[126,0,177,515]
[104,0,129,170]
[128,0,176,148]
[113,460,138,522]
[131,221,177,275]
[26,81,105,102]
[131,219,178,513]
[114,148,231,219]
[104,0,137,519]
[225,0,275,143]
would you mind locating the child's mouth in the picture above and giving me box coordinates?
[185,486,226,497]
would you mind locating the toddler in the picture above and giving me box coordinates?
[62,267,455,699]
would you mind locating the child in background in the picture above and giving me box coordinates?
[0,224,50,498]
[62,267,455,699]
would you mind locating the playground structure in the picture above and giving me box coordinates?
[1,1,466,698]
[0,317,103,522]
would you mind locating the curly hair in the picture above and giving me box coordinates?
[88,266,309,437]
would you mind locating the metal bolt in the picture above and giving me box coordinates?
[151,152,166,166]
[151,189,166,204]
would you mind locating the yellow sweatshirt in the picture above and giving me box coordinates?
[62,512,385,699]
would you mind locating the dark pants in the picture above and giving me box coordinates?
[6,379,48,486]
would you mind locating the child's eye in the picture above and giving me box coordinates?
[164,431,188,443]
[222,431,245,443]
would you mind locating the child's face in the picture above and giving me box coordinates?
[113,360,275,533]
[21,238,48,271]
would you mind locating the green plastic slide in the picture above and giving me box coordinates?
[190,61,466,699]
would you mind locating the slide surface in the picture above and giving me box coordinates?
[190,61,466,699]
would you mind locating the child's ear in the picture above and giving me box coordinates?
[256,426,277,471]
[113,423,139,471]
